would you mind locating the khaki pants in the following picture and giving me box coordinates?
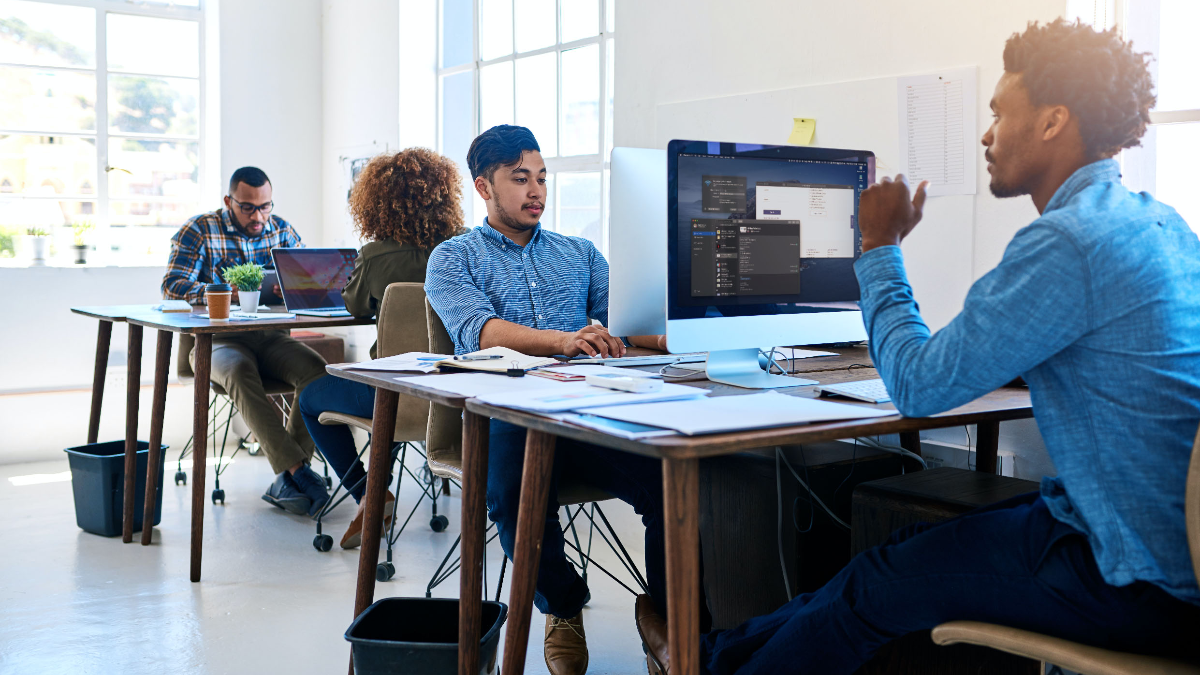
[190,330,327,474]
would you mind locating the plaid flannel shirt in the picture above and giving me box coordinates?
[162,208,303,303]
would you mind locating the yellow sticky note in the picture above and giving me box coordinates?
[787,118,816,146]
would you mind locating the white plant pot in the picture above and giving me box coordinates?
[239,290,260,315]
[29,236,49,266]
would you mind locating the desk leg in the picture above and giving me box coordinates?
[190,334,212,582]
[349,388,399,675]
[499,429,557,675]
[141,331,172,546]
[899,432,923,471]
[121,324,143,543]
[87,321,112,445]
[975,422,1000,474]
[664,457,700,675]
[458,410,490,675]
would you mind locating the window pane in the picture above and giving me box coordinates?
[540,172,554,231]
[557,171,600,248]
[560,44,598,156]
[0,199,95,232]
[561,0,599,43]
[0,0,95,68]
[606,0,614,33]
[1155,122,1200,233]
[515,52,556,157]
[0,134,96,196]
[605,38,614,156]
[479,0,513,61]
[441,70,474,164]
[0,67,95,132]
[442,0,473,67]
[110,201,198,227]
[107,138,199,199]
[108,75,199,136]
[1156,0,1200,111]
[514,0,554,53]
[107,221,177,261]
[107,14,199,77]
[479,60,513,132]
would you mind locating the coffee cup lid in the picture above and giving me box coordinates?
[206,283,232,293]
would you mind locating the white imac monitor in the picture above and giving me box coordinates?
[666,140,874,388]
[608,147,667,337]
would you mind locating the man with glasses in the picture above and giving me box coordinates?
[162,166,331,517]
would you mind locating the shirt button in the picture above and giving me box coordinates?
[531,282,537,288]
[538,315,543,320]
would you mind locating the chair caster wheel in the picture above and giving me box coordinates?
[376,561,395,581]
[241,437,261,456]
[313,534,333,552]
[174,471,187,485]
[430,514,449,532]
[211,489,225,504]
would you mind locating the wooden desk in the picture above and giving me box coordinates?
[328,347,1033,675]
[125,311,374,580]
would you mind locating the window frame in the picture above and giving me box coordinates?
[0,0,208,266]
[436,0,614,252]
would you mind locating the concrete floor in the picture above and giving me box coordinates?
[0,449,650,674]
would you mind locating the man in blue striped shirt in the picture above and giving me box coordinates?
[426,126,679,675]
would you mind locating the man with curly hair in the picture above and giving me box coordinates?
[642,19,1200,675]
[297,148,466,548]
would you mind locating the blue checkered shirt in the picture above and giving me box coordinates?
[425,219,609,354]
[162,208,303,303]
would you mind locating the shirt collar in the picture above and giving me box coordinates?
[1043,159,1121,215]
[221,208,274,237]
[480,216,541,248]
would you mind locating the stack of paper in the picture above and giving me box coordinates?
[331,352,449,374]
[474,381,706,413]
[397,373,565,398]
[435,347,558,374]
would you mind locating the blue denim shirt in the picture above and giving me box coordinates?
[425,219,610,354]
[855,159,1200,604]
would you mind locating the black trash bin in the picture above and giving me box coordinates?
[64,440,167,537]
[345,597,508,675]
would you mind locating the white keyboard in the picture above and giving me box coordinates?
[568,352,707,367]
[814,378,891,404]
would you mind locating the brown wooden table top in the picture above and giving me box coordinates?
[70,304,166,321]
[127,308,374,334]
[330,346,1034,460]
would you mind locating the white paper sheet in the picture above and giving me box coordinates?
[559,413,679,440]
[396,372,564,398]
[582,391,897,435]
[897,67,977,196]
[475,382,708,413]
[537,364,660,379]
[330,352,449,373]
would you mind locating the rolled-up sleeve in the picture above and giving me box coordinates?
[856,225,1089,417]
[425,240,499,354]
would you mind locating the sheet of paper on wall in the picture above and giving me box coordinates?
[786,118,816,145]
[897,67,978,196]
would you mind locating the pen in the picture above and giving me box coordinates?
[454,354,505,361]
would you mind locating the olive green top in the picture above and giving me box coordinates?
[342,239,435,358]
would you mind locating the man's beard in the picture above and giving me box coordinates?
[493,199,540,231]
[989,177,1029,199]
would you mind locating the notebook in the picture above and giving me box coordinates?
[435,347,558,374]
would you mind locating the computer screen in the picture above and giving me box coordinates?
[271,248,358,311]
[668,141,874,321]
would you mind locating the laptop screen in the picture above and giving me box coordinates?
[271,248,358,311]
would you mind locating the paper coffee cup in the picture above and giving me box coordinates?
[206,283,232,320]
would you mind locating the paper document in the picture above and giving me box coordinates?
[786,118,816,145]
[435,346,558,374]
[475,382,708,413]
[583,391,897,435]
[537,365,660,379]
[330,352,450,374]
[897,67,977,196]
[154,300,192,313]
[197,311,295,320]
[560,413,679,440]
[397,372,562,398]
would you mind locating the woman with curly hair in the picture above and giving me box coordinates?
[298,148,466,548]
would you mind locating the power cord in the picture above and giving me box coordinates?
[775,445,852,601]
[856,436,928,471]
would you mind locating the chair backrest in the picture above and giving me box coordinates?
[177,333,195,379]
[425,297,463,468]
[377,282,432,442]
[1188,426,1200,587]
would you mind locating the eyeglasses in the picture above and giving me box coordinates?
[229,196,273,216]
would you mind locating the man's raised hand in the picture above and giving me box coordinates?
[858,174,929,252]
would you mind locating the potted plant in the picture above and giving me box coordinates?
[221,262,265,315]
[26,227,50,266]
[71,220,94,265]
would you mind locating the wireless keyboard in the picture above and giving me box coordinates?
[813,378,892,404]
[568,352,707,367]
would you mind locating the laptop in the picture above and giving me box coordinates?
[270,248,358,317]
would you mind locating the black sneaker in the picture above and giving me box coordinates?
[290,464,331,517]
[262,471,311,516]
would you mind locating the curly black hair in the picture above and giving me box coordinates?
[1004,18,1156,161]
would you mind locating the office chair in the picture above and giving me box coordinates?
[311,282,450,579]
[930,425,1200,674]
[172,333,329,504]
[422,298,650,601]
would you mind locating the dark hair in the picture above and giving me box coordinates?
[348,148,467,250]
[229,166,271,193]
[1003,18,1156,161]
[466,125,540,182]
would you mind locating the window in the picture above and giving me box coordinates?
[437,0,614,253]
[0,0,206,266]
[1070,0,1200,232]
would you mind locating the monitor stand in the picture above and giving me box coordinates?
[705,348,818,389]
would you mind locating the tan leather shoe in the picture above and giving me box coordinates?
[636,594,670,675]
[544,611,588,675]
[340,490,395,549]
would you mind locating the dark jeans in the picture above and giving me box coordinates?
[702,492,1200,675]
[297,374,374,502]
[487,419,677,619]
